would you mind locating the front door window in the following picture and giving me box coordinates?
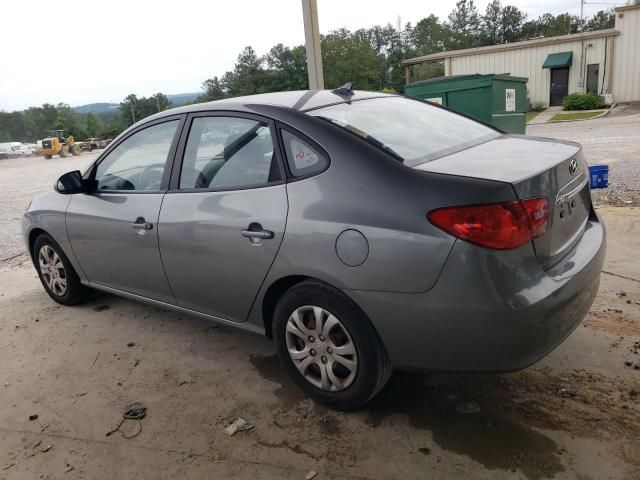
[95,120,179,191]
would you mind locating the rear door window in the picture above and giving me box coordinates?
[309,96,500,166]
[179,116,281,190]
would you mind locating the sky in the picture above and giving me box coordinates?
[0,0,621,111]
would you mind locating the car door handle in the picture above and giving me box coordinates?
[241,229,274,239]
[131,217,153,230]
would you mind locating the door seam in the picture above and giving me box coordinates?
[156,192,179,304]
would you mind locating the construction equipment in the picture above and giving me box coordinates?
[37,130,81,159]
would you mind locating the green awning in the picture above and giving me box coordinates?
[543,52,573,69]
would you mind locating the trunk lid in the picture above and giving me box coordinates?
[415,134,590,267]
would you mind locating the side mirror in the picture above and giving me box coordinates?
[54,170,85,194]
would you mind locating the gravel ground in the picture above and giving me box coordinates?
[528,104,640,206]
[0,152,96,262]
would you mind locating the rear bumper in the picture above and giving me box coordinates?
[346,217,606,372]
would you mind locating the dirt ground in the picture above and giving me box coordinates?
[0,207,638,480]
[1,119,640,479]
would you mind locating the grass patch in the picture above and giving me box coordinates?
[550,111,604,122]
[526,111,541,123]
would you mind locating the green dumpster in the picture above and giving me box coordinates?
[405,73,528,134]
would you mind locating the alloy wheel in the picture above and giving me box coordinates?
[285,305,358,391]
[38,245,67,296]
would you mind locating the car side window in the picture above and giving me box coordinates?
[95,120,179,191]
[281,130,328,177]
[180,116,280,190]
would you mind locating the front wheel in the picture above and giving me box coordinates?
[33,234,87,305]
[273,281,391,410]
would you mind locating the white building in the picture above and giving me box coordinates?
[402,4,640,107]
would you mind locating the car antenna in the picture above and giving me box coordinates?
[332,82,354,97]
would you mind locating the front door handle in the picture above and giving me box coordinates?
[131,217,153,230]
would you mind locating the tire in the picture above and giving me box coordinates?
[273,280,392,410]
[33,233,86,306]
[71,145,81,156]
[44,154,52,159]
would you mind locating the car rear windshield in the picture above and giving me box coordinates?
[309,97,501,166]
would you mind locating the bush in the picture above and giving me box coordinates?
[530,101,546,112]
[562,92,605,110]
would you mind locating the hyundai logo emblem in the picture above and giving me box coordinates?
[569,158,578,175]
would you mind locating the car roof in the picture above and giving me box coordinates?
[147,90,394,121]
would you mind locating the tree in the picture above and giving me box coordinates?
[150,93,171,113]
[446,0,481,49]
[224,46,268,96]
[321,29,380,90]
[412,15,446,54]
[481,0,502,45]
[264,44,308,91]
[500,5,527,43]
[584,10,614,32]
[198,76,227,102]
[84,113,102,137]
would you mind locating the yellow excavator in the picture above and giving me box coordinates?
[37,130,81,159]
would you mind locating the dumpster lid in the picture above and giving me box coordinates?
[407,73,527,88]
[408,74,481,87]
[543,52,573,69]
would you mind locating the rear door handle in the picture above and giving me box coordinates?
[131,217,153,230]
[241,229,274,239]
[241,222,274,245]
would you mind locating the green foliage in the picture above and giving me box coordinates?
[447,0,481,49]
[550,111,603,121]
[0,101,128,143]
[530,101,546,111]
[562,92,605,110]
[321,29,380,90]
[119,93,173,127]
[583,9,614,31]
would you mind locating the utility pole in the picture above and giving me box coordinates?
[301,0,324,90]
[156,95,161,112]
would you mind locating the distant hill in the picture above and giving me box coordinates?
[73,102,118,114]
[72,92,201,114]
[167,92,201,105]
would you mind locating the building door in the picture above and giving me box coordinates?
[586,64,599,94]
[550,68,569,106]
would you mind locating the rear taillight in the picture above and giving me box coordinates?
[428,198,549,250]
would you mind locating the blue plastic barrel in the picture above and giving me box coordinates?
[588,165,609,189]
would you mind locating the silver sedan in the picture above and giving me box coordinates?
[23,90,606,409]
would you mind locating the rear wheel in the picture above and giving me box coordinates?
[273,280,391,410]
[33,234,86,305]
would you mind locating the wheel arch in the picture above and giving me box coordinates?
[28,227,48,259]
[260,274,383,344]
[261,275,310,338]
